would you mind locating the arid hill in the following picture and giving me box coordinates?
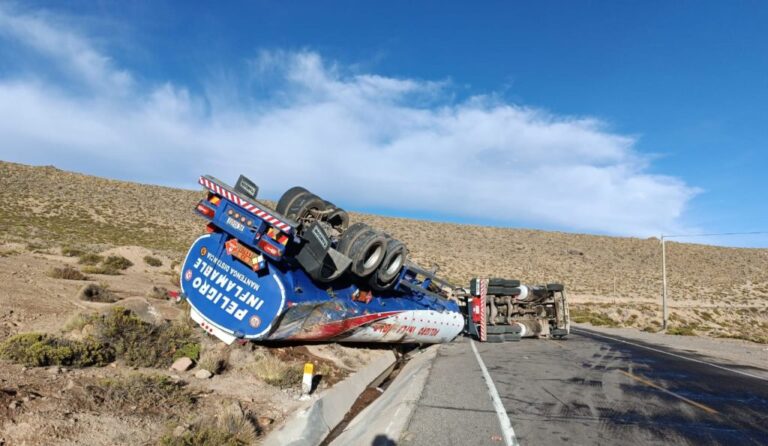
[2,160,766,341]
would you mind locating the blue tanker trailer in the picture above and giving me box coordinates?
[180,174,465,345]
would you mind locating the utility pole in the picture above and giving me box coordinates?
[661,235,668,330]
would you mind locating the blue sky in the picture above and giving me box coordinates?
[1,1,767,246]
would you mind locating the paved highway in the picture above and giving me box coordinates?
[400,328,768,445]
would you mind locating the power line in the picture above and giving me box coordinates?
[659,229,768,331]
[662,231,768,239]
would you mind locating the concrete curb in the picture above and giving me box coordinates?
[330,345,440,446]
[261,350,397,446]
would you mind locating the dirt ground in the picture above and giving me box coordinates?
[0,244,379,445]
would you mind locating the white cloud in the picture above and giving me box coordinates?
[0,6,700,236]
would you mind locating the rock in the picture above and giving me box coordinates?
[173,425,187,437]
[48,366,61,375]
[8,401,18,410]
[66,380,76,390]
[170,357,194,372]
[257,416,274,426]
[194,369,213,379]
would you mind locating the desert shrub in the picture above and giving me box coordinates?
[160,402,258,446]
[47,265,88,280]
[61,246,85,257]
[103,255,133,270]
[77,283,117,303]
[0,332,114,367]
[251,353,303,388]
[144,255,163,267]
[86,374,194,415]
[569,307,619,327]
[170,273,181,287]
[81,265,121,275]
[175,343,201,361]
[78,253,103,265]
[93,307,200,367]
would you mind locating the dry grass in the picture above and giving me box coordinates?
[82,374,194,415]
[77,252,103,265]
[160,401,258,446]
[144,255,163,267]
[81,265,121,275]
[61,246,85,257]
[47,265,88,280]
[198,346,230,375]
[250,353,303,388]
[76,283,117,303]
[103,255,133,270]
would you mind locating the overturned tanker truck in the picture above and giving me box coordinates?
[179,174,569,345]
[180,174,465,344]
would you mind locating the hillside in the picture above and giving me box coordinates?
[2,160,767,341]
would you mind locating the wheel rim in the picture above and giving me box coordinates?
[363,244,383,269]
[385,252,403,276]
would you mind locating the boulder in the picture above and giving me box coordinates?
[170,357,194,372]
[194,369,213,379]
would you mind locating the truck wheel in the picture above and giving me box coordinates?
[375,237,407,282]
[485,333,506,343]
[368,272,398,291]
[489,278,521,287]
[326,208,349,231]
[338,224,386,277]
[276,186,309,215]
[285,193,327,222]
[487,285,521,295]
[546,283,564,291]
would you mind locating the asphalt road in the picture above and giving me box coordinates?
[400,328,768,445]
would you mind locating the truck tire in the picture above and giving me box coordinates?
[368,271,399,291]
[276,186,310,215]
[285,193,327,222]
[375,237,407,282]
[488,278,521,287]
[338,225,386,277]
[485,333,506,343]
[326,208,349,231]
[546,283,564,292]
[487,285,521,296]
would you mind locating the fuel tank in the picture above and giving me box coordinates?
[180,233,464,345]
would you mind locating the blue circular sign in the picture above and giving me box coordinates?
[180,233,286,339]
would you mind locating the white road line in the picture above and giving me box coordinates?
[573,328,768,382]
[470,340,520,446]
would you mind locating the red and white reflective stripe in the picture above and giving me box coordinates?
[479,278,488,342]
[199,176,292,233]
